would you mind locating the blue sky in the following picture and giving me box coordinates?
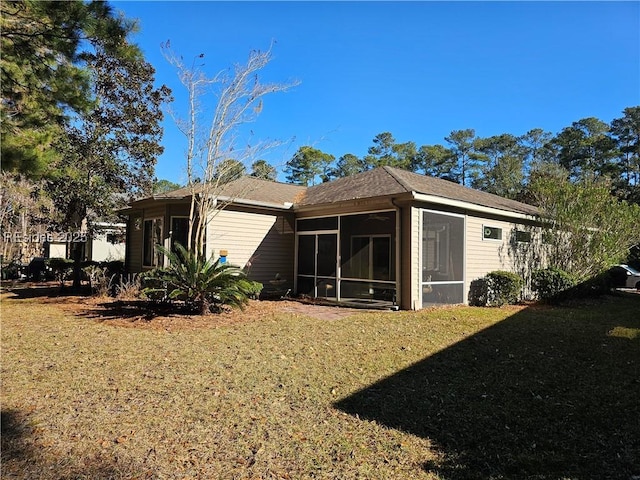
[113,1,640,184]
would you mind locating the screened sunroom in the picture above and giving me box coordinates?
[295,210,398,308]
[420,209,465,306]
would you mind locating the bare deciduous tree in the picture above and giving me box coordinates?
[162,42,299,255]
[0,172,55,261]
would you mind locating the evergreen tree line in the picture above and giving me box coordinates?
[1,0,170,287]
[283,106,640,205]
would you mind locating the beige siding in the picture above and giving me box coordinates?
[409,206,422,310]
[207,208,295,287]
[465,215,545,300]
[465,215,514,284]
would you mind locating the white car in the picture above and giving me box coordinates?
[612,264,640,290]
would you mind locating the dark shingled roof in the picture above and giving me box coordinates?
[130,168,538,216]
[298,166,539,216]
[144,176,306,207]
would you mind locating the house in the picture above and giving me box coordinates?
[120,166,543,310]
[46,222,126,263]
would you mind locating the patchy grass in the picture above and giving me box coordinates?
[1,287,639,479]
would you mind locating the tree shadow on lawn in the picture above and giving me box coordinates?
[0,281,92,299]
[1,409,144,479]
[82,299,199,322]
[335,294,640,479]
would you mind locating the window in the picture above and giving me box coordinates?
[297,216,338,232]
[483,225,502,241]
[350,235,391,281]
[170,217,189,253]
[106,231,125,244]
[515,230,532,243]
[143,218,163,267]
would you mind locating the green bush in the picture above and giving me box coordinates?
[46,257,74,285]
[608,266,630,288]
[468,277,489,306]
[242,279,263,300]
[469,271,523,307]
[486,271,523,306]
[532,267,577,301]
[565,270,616,300]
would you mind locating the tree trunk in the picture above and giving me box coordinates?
[71,241,83,290]
[200,297,210,315]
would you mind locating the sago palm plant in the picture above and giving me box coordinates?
[143,243,261,315]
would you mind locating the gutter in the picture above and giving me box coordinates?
[411,192,538,221]
[213,195,295,211]
[119,195,295,215]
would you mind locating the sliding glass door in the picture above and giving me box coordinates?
[297,233,337,298]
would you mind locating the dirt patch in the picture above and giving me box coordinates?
[1,283,365,331]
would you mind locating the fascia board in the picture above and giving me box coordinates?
[411,192,539,222]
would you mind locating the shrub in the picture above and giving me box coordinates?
[242,279,263,300]
[46,258,74,286]
[486,271,524,306]
[608,266,630,288]
[468,277,489,307]
[143,243,257,314]
[564,270,616,300]
[469,271,523,307]
[532,267,577,301]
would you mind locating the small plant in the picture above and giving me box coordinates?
[83,265,113,297]
[115,273,143,300]
[243,279,264,300]
[532,267,577,301]
[143,243,257,314]
[46,257,74,288]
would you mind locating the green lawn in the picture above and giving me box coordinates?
[1,288,638,479]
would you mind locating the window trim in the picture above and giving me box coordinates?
[514,229,532,243]
[482,224,503,242]
[142,217,163,268]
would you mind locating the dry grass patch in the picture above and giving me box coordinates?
[1,286,638,479]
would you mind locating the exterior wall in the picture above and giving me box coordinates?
[89,234,125,262]
[465,215,515,288]
[409,204,545,308]
[125,203,192,273]
[122,197,544,307]
[206,207,296,289]
[465,214,545,301]
[408,206,422,310]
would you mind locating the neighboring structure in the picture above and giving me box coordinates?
[46,222,126,262]
[120,167,543,310]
